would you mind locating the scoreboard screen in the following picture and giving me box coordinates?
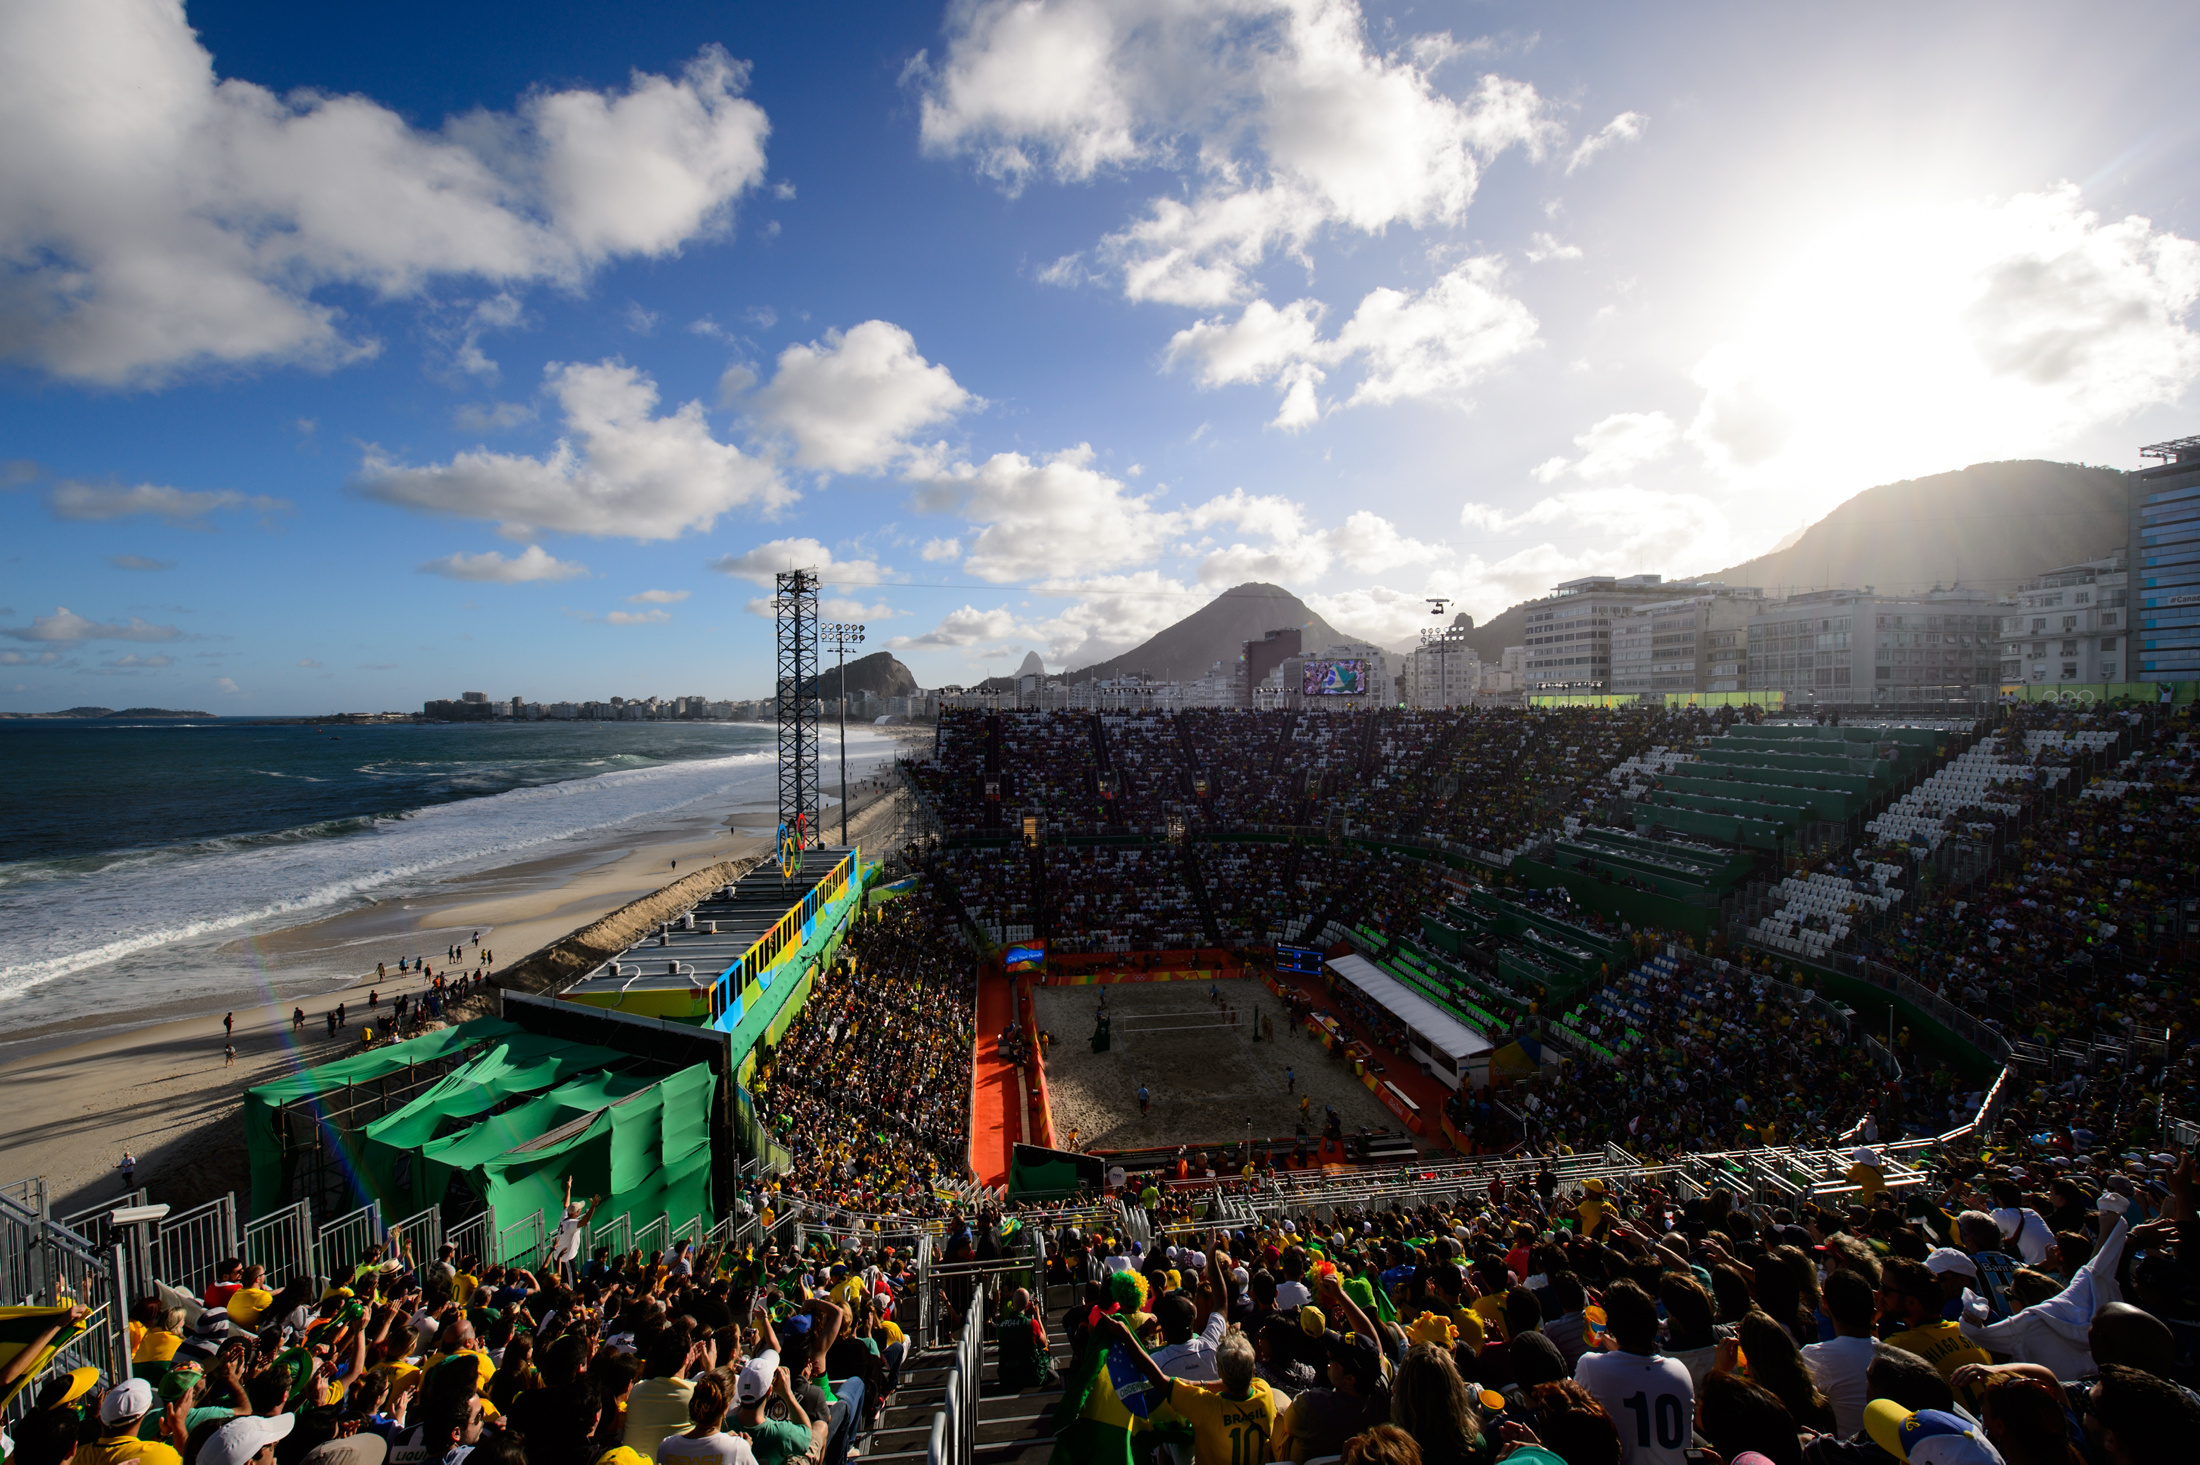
[1276,942,1325,974]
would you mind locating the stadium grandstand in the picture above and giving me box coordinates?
[7,697,2195,1465]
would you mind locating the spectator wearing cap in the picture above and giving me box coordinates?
[76,1379,180,1465]
[1861,1399,2003,1465]
[1876,1261,1991,1399]
[1269,1273,1388,1461]
[1800,1347,1954,1465]
[1924,1249,1979,1321]
[195,1414,293,1465]
[729,1358,816,1465]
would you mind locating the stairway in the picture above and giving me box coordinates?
[865,1276,1079,1465]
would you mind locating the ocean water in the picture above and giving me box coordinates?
[0,717,900,1032]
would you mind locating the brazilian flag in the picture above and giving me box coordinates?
[0,1306,88,1414]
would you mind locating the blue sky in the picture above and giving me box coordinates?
[3,0,2197,712]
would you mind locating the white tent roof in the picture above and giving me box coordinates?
[1325,953,1494,1065]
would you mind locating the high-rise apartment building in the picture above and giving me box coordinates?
[2132,436,2200,683]
[1995,555,2128,687]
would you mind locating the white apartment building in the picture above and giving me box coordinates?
[1995,554,2129,687]
[1608,588,1762,696]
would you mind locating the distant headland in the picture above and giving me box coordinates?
[0,706,215,720]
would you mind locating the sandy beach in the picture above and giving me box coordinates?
[0,772,920,1220]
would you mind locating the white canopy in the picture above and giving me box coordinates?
[1325,953,1494,1068]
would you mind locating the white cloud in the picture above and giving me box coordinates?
[0,650,67,666]
[1684,184,2200,532]
[1532,411,1679,482]
[1166,257,1538,426]
[214,677,240,693]
[1030,571,1212,668]
[1326,510,1448,571]
[51,481,291,525]
[709,537,884,587]
[917,0,1558,305]
[1525,231,1582,263]
[418,545,589,582]
[453,400,538,433]
[1442,485,1748,620]
[103,652,174,668]
[623,302,660,335]
[1566,111,1646,174]
[911,444,1179,582]
[4,606,181,642]
[887,603,1031,650]
[0,2,770,385]
[750,320,976,473]
[920,537,961,562]
[602,608,671,625]
[358,359,786,540]
[627,588,689,603]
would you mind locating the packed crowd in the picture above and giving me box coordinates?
[14,1223,925,1465]
[750,891,976,1212]
[1043,847,1205,954]
[1032,1142,2198,1465]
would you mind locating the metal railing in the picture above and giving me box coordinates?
[387,1205,443,1268]
[927,1277,987,1465]
[593,1211,632,1260]
[315,1201,383,1282]
[632,1214,669,1260]
[447,1208,494,1265]
[671,1214,704,1252]
[154,1195,238,1301]
[243,1199,316,1287]
[57,1190,145,1234]
[495,1208,545,1266]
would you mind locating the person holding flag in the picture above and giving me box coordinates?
[1086,1311,1277,1465]
[1049,1271,1161,1465]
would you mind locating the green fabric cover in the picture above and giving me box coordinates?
[356,1035,629,1212]
[244,1016,522,1214]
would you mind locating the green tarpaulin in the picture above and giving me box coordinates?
[356,1035,629,1213]
[244,1016,522,1214]
[478,1062,718,1262]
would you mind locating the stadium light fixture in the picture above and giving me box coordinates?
[822,622,866,845]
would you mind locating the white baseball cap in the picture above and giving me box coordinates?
[199,1413,295,1465]
[1924,1248,1977,1279]
[736,1358,776,1405]
[99,1379,156,1425]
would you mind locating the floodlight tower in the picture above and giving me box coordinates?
[774,568,821,846]
[823,622,866,845]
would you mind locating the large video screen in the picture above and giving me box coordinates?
[1276,942,1325,974]
[1302,658,1368,696]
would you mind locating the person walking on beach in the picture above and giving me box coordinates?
[118,1152,135,1193]
[1138,1083,1151,1115]
[291,1007,304,1032]
[368,989,377,1010]
[223,1012,233,1040]
[224,1043,235,1068]
[336,1001,346,1030]
[1286,1066,1295,1094]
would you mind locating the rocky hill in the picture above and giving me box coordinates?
[1066,582,1347,684]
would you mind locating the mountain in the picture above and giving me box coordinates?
[800,650,918,700]
[0,706,213,719]
[1445,459,2131,664]
[1066,582,1348,683]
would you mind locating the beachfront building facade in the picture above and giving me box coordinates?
[1520,574,1684,692]
[1994,554,2129,687]
[1608,587,1763,697]
[1746,585,1994,708]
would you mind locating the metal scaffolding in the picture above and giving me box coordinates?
[775,568,821,841]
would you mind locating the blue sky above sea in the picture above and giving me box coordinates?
[2,0,2198,713]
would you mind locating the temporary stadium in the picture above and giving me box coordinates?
[6,696,2193,1465]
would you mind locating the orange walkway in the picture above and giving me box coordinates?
[970,973,1018,1187]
